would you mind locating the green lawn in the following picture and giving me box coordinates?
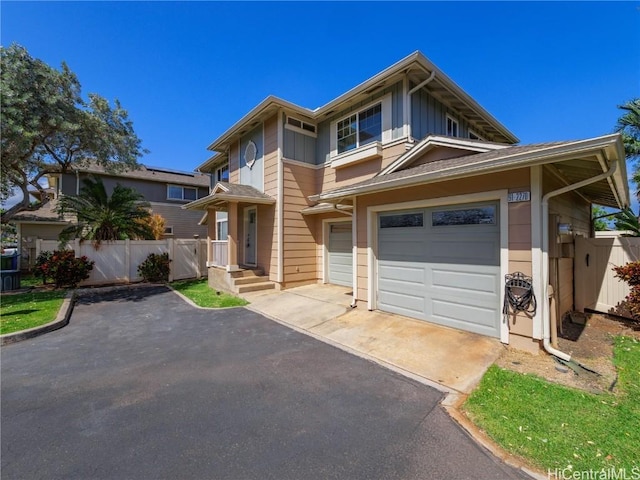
[464,336,640,473]
[0,290,67,335]
[171,279,248,308]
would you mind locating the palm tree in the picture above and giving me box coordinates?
[616,98,640,194]
[57,176,154,245]
[614,207,640,236]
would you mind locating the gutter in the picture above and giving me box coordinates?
[541,160,619,361]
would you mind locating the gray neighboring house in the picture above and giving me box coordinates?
[11,164,211,269]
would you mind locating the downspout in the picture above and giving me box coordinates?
[406,70,435,140]
[541,160,618,361]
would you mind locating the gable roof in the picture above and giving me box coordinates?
[378,135,511,176]
[310,134,628,209]
[182,182,275,211]
[199,51,518,169]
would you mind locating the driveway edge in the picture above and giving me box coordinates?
[1,290,76,346]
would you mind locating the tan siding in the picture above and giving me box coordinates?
[229,142,240,184]
[262,114,280,281]
[256,204,276,277]
[318,142,407,193]
[282,162,320,285]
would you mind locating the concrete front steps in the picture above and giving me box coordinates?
[230,269,276,294]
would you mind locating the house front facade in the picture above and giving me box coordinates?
[186,51,628,354]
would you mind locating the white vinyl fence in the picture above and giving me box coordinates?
[575,235,640,317]
[36,238,207,286]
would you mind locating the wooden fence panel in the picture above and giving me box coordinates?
[575,236,640,316]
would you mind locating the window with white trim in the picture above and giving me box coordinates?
[446,115,459,137]
[216,211,228,240]
[337,103,382,154]
[164,226,174,235]
[167,185,197,201]
[216,163,229,182]
[286,116,317,136]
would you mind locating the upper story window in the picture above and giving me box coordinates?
[446,115,459,137]
[286,116,317,137]
[468,129,485,141]
[337,103,382,154]
[216,164,229,182]
[167,185,197,201]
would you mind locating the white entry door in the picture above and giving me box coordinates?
[244,206,257,266]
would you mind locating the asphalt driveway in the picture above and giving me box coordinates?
[1,285,529,480]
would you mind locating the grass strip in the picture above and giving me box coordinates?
[0,290,67,335]
[464,336,640,473]
[171,278,248,308]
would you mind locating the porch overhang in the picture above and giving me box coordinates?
[183,182,276,211]
[300,203,353,215]
[310,134,629,210]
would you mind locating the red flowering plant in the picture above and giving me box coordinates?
[613,261,640,320]
[33,250,94,288]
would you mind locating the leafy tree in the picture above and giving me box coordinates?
[591,205,611,231]
[57,177,154,245]
[0,44,146,222]
[614,207,640,236]
[138,213,166,240]
[615,98,640,195]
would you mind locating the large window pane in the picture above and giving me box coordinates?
[337,114,357,153]
[380,213,424,228]
[183,188,197,201]
[168,185,182,200]
[358,104,382,145]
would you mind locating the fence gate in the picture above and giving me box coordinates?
[575,236,640,316]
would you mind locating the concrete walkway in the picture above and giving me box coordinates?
[242,284,504,394]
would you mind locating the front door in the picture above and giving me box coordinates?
[244,206,257,266]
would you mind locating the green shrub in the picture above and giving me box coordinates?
[34,250,94,288]
[137,252,170,282]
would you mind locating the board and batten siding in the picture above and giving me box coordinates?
[282,161,320,286]
[262,114,279,280]
[283,118,316,165]
[239,125,264,191]
[410,86,492,142]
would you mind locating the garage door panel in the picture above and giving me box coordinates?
[379,263,425,285]
[328,222,353,287]
[430,267,499,296]
[378,291,426,317]
[431,299,498,337]
[428,238,499,266]
[377,202,501,338]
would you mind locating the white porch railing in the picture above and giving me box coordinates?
[212,240,228,267]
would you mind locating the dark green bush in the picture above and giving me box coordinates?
[137,252,170,282]
[34,250,94,288]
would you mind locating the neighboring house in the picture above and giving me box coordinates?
[12,164,210,269]
[184,51,628,354]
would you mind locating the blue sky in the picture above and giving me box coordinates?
[2,1,639,206]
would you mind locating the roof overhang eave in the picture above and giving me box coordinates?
[314,134,628,208]
[206,96,314,153]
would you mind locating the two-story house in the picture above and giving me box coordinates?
[12,163,210,269]
[185,51,628,354]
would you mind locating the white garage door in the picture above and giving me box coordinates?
[377,203,501,338]
[328,222,353,287]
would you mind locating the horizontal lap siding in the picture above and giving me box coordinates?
[283,163,319,285]
[229,142,240,184]
[318,142,407,193]
[263,115,279,280]
[148,203,207,239]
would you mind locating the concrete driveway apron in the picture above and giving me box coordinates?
[1,285,530,480]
